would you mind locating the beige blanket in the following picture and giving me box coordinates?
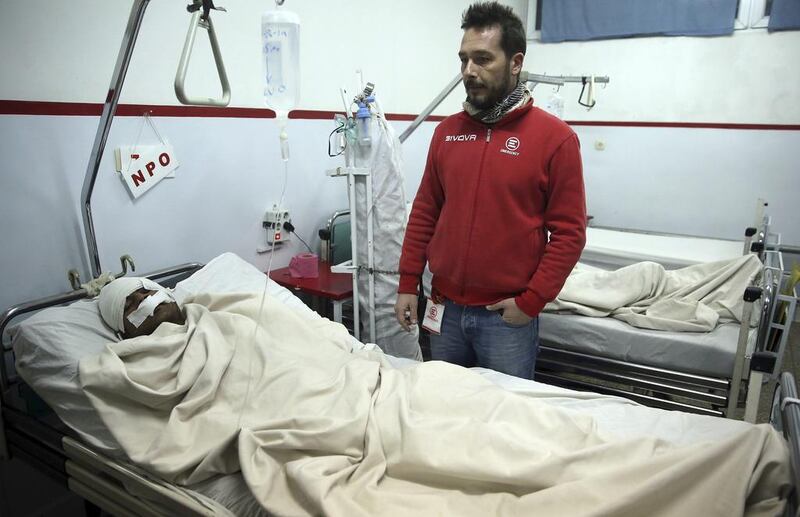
[79,292,788,516]
[544,254,763,331]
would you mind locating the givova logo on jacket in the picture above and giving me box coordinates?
[444,134,477,142]
[501,136,520,156]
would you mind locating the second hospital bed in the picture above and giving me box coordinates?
[536,219,797,420]
[0,252,797,515]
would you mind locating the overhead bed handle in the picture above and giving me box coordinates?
[174,0,231,107]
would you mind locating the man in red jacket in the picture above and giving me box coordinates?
[394,1,586,379]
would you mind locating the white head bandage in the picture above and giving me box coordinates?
[97,277,174,333]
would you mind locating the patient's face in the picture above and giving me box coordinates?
[122,288,185,338]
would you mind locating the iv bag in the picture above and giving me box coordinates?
[261,10,300,115]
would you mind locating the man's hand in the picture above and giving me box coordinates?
[394,293,419,332]
[486,298,532,326]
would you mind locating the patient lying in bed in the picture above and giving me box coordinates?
[79,277,788,517]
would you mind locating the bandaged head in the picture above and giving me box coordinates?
[97,277,176,333]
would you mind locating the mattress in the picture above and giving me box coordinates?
[539,312,756,378]
[8,252,770,516]
[582,227,743,270]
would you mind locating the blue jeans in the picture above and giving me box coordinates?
[428,300,539,379]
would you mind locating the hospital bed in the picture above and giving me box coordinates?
[536,217,798,420]
[0,252,797,515]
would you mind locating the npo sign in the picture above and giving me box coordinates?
[120,144,180,199]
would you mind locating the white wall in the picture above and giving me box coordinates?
[526,29,800,124]
[574,125,799,240]
[523,24,800,244]
[0,0,516,313]
[1,0,798,314]
[0,0,526,115]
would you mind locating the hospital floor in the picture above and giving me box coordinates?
[1,324,798,516]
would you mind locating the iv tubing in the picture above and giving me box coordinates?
[237,157,289,428]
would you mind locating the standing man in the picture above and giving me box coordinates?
[394,1,586,379]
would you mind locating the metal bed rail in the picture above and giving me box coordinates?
[772,372,800,516]
[2,403,227,516]
[64,438,228,516]
[535,372,725,417]
[536,348,728,417]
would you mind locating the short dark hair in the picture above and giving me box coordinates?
[461,1,526,58]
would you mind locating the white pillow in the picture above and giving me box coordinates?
[173,252,321,320]
[12,298,123,455]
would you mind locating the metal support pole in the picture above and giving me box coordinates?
[744,371,764,423]
[80,0,151,278]
[366,172,376,343]
[399,73,462,143]
[348,173,360,341]
[727,287,761,417]
[398,72,610,144]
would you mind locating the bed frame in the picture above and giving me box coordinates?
[536,221,798,420]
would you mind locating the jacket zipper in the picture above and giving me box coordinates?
[459,127,493,296]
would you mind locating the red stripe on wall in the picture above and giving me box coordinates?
[564,120,800,130]
[1,100,797,130]
[0,100,275,118]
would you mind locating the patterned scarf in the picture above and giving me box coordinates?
[463,81,531,124]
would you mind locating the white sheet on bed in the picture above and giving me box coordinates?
[544,255,762,332]
[582,227,743,270]
[79,290,789,517]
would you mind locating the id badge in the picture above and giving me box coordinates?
[421,298,445,335]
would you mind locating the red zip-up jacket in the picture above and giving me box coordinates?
[398,102,586,317]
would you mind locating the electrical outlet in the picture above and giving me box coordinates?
[262,205,291,245]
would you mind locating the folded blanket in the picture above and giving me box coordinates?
[544,254,763,331]
[79,291,788,516]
